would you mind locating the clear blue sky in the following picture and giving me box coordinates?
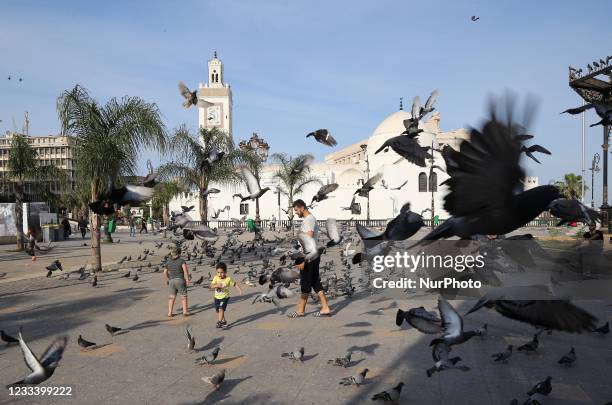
[1,1,611,205]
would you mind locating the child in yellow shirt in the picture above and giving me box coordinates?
[210,262,242,328]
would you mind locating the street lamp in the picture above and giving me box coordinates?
[239,132,270,222]
[590,153,601,208]
[360,144,370,221]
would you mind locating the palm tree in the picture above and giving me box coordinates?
[6,134,66,250]
[555,173,587,199]
[159,126,253,222]
[271,153,321,224]
[57,85,166,272]
[152,181,184,225]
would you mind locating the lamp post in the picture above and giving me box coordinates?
[360,144,370,221]
[590,153,601,208]
[239,132,269,223]
[567,57,612,232]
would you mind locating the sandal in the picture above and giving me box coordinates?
[312,311,332,317]
[183,313,191,317]
[287,311,305,318]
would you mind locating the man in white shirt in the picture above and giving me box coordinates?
[288,199,331,318]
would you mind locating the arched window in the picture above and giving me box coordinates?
[418,172,427,192]
[215,73,219,82]
[429,172,438,192]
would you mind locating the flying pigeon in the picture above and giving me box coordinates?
[291,154,315,175]
[471,15,479,21]
[324,218,343,247]
[8,329,68,385]
[306,129,337,147]
[311,183,339,204]
[563,102,612,127]
[426,342,470,377]
[517,334,539,353]
[423,96,561,240]
[354,173,383,197]
[521,144,551,164]
[234,166,270,201]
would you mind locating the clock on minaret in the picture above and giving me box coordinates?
[198,51,233,138]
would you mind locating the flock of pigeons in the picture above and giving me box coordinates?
[3,90,611,403]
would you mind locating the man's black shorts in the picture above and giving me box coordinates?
[300,256,323,294]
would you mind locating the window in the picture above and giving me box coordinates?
[429,172,438,192]
[418,172,427,192]
[239,203,249,215]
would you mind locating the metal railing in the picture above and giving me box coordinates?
[186,217,559,230]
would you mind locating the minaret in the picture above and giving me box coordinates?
[198,51,233,137]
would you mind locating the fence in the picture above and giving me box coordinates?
[186,217,559,230]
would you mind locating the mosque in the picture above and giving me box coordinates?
[169,53,539,222]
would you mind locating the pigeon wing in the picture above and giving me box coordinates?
[39,335,68,368]
[18,329,44,375]
[240,166,261,195]
[438,298,462,339]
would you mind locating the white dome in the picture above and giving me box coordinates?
[371,110,412,136]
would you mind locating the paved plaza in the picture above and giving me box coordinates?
[0,228,611,405]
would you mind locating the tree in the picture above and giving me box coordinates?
[57,85,166,272]
[271,153,321,224]
[555,173,587,199]
[152,181,184,225]
[6,134,66,250]
[159,126,252,222]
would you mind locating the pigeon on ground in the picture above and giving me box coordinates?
[202,369,226,390]
[424,97,561,240]
[132,274,139,282]
[233,166,270,201]
[339,368,368,386]
[91,275,98,287]
[281,347,304,362]
[371,382,404,402]
[198,347,220,365]
[8,329,68,385]
[193,276,204,285]
[492,345,513,362]
[306,129,337,147]
[46,260,63,272]
[426,342,470,377]
[77,335,96,350]
[105,324,122,336]
[185,325,195,352]
[123,271,131,278]
[311,183,339,204]
[327,351,352,368]
[527,376,552,397]
[1,330,19,345]
[517,334,539,353]
[558,347,576,366]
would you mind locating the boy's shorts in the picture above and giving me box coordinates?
[168,278,187,296]
[214,297,230,312]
